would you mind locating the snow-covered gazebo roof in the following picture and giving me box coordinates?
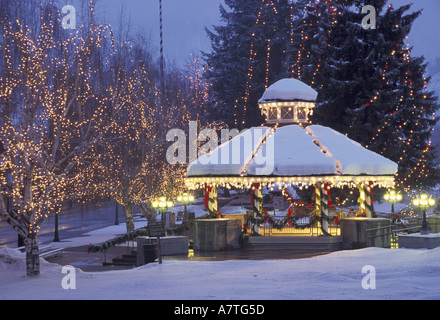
[185,79,397,190]
[259,78,318,103]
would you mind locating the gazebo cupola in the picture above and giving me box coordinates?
[259,78,317,125]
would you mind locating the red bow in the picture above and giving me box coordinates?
[324,183,332,207]
[204,183,212,208]
[250,183,260,205]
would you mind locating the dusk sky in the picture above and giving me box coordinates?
[60,0,440,70]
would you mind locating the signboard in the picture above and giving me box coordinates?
[164,212,176,228]
[272,196,286,210]
[148,221,165,238]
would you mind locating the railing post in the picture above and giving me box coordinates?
[251,183,262,234]
[321,183,331,235]
[358,182,374,218]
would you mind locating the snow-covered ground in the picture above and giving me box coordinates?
[1,218,440,300]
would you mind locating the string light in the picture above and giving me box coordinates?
[0,2,211,277]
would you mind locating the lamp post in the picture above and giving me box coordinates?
[412,194,435,235]
[54,212,60,242]
[177,193,194,221]
[159,0,165,94]
[384,190,402,214]
[152,196,174,223]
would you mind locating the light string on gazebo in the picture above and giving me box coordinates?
[185,175,395,192]
[239,126,276,177]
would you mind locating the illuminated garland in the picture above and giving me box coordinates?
[186,175,395,191]
[242,205,339,236]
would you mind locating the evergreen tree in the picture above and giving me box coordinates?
[293,0,439,190]
[205,0,438,190]
[204,0,294,130]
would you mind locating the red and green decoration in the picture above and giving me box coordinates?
[242,203,340,236]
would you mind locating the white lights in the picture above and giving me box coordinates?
[153,196,173,210]
[412,194,435,209]
[384,190,402,202]
[185,175,395,191]
[259,101,315,124]
[177,193,194,204]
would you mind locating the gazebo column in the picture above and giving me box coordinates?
[314,183,329,235]
[358,182,374,218]
[251,183,263,234]
[321,183,331,234]
[205,184,218,215]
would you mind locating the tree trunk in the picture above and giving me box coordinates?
[123,203,135,232]
[25,230,40,276]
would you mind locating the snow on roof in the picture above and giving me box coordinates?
[186,124,398,178]
[306,125,398,176]
[259,78,318,103]
[186,127,271,177]
[246,125,336,176]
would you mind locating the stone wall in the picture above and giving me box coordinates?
[340,218,391,249]
[194,219,242,251]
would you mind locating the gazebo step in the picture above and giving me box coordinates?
[243,236,342,251]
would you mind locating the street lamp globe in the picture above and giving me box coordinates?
[412,193,436,235]
[384,189,402,214]
[177,192,194,221]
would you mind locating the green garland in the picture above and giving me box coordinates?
[167,210,219,235]
[87,228,149,253]
[242,205,339,236]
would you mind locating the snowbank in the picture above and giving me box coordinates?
[1,244,440,300]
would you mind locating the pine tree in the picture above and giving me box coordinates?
[293,0,439,190]
[204,0,293,130]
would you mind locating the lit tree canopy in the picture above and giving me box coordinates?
[0,2,114,276]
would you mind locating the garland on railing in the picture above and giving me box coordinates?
[167,210,220,235]
[242,205,340,236]
[87,228,149,253]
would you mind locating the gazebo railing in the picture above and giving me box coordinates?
[246,214,341,237]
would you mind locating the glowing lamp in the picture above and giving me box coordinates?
[383,189,402,214]
[412,193,436,235]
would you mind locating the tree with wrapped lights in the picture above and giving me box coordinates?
[204,0,296,130]
[206,0,439,190]
[0,2,112,276]
[90,39,212,231]
[292,0,439,190]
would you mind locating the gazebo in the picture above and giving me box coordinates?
[185,79,398,242]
